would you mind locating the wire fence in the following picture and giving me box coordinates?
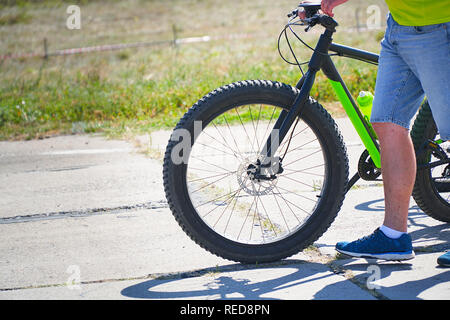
[0,30,261,61]
[0,8,385,62]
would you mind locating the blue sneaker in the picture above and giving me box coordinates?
[437,251,450,267]
[335,228,415,261]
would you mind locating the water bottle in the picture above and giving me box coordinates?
[357,91,377,139]
[357,91,374,119]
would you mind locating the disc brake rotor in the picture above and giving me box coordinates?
[236,159,278,196]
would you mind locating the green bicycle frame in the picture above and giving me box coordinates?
[329,79,381,168]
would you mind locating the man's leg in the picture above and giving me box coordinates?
[334,14,419,261]
[399,22,450,266]
[335,121,416,261]
[372,123,417,233]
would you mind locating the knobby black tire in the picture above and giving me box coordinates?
[411,101,450,223]
[163,80,349,263]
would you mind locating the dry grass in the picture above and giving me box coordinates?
[0,0,388,140]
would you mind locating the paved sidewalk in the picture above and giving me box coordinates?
[0,118,448,300]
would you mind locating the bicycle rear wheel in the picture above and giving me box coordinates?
[412,101,450,222]
[163,80,349,263]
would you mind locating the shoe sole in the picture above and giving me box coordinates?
[437,261,450,267]
[336,248,415,261]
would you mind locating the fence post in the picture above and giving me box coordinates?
[43,38,48,59]
[172,24,178,48]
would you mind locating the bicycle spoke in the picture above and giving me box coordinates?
[235,107,256,154]
[195,186,243,209]
[208,123,242,160]
[283,168,325,178]
[273,187,312,216]
[271,189,291,233]
[262,106,278,146]
[237,192,258,241]
[283,148,323,165]
[190,155,234,174]
[189,171,235,194]
[278,174,317,189]
[255,190,278,238]
[222,114,244,157]
[213,187,243,228]
[273,185,301,224]
[202,189,240,219]
[195,140,239,159]
[188,170,237,183]
[223,187,245,234]
[279,123,309,155]
[275,184,319,204]
[250,105,262,153]
[282,163,325,172]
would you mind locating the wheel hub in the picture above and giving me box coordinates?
[236,157,283,196]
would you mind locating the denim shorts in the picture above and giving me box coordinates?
[371,14,450,141]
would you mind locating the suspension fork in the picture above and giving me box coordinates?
[264,76,306,154]
[262,70,316,160]
[261,29,334,161]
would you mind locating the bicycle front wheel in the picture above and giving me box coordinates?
[163,80,349,263]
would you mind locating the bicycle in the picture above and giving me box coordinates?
[163,3,450,264]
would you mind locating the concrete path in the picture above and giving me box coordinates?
[0,118,448,300]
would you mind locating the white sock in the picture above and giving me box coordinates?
[380,225,406,239]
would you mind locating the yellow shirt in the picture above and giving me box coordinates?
[384,0,450,26]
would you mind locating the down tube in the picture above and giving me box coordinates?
[328,79,381,168]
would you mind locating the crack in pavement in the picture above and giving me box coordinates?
[0,244,408,301]
[0,248,384,300]
[0,200,169,224]
[0,259,311,292]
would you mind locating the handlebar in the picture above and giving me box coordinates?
[288,3,338,33]
[288,2,321,18]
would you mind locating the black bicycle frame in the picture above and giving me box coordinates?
[261,26,382,191]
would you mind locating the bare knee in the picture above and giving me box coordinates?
[372,122,409,141]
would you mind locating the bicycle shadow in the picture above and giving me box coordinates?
[120,198,449,300]
[120,255,449,300]
[120,260,372,300]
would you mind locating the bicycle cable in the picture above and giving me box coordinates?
[277,17,339,76]
[278,17,377,73]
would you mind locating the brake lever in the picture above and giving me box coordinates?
[302,15,319,32]
[287,9,298,18]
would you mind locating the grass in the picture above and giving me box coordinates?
[0,0,388,140]
[0,10,31,25]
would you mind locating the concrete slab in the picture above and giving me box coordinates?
[0,117,448,300]
[0,134,165,218]
[331,253,450,300]
[0,262,376,300]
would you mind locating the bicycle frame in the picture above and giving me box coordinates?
[263,26,381,192]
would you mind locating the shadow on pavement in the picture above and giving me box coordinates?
[120,260,366,300]
[333,256,450,300]
[121,197,449,300]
